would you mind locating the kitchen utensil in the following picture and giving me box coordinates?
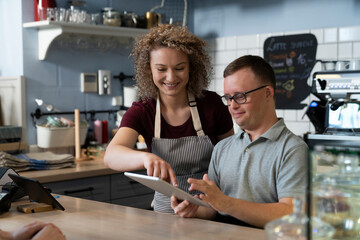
[146,11,161,29]
[148,0,188,26]
[121,11,138,28]
[75,109,90,161]
[75,109,81,160]
[35,98,60,112]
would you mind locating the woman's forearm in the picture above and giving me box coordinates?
[104,145,149,171]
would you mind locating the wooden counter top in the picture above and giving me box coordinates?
[0,195,266,240]
[19,159,118,183]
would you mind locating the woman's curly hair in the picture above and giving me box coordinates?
[131,24,213,100]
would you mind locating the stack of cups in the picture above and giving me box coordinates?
[335,60,360,71]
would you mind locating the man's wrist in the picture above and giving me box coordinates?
[195,206,216,220]
[220,196,238,215]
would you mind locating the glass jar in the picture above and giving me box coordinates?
[265,197,308,240]
[265,197,335,240]
[86,141,101,157]
[102,7,121,26]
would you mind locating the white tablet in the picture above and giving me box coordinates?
[124,172,209,207]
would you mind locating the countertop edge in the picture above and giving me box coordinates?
[19,159,120,183]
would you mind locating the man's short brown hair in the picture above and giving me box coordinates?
[223,55,276,89]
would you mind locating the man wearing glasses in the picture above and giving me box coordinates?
[171,55,307,228]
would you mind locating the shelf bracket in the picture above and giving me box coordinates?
[38,27,63,60]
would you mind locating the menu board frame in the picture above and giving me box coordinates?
[264,34,318,109]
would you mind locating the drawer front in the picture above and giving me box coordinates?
[111,193,154,210]
[44,175,111,202]
[110,171,154,200]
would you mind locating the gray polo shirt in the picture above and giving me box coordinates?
[208,118,308,204]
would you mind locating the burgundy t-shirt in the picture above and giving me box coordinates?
[120,90,233,152]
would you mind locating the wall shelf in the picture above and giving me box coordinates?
[23,21,149,60]
[0,142,27,152]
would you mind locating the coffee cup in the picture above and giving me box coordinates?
[324,61,335,71]
[335,61,350,71]
[349,60,360,70]
[46,8,55,21]
[146,11,161,29]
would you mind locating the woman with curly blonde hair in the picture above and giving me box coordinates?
[105,24,233,213]
[133,24,212,100]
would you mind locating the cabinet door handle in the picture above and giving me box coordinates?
[64,187,94,195]
[129,180,140,184]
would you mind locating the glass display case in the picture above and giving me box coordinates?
[307,134,360,239]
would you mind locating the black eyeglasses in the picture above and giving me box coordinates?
[221,85,268,106]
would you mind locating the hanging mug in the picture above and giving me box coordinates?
[145,11,161,29]
[323,61,335,71]
[335,61,350,71]
[349,60,360,70]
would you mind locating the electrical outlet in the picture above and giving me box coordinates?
[112,96,123,106]
[98,69,111,95]
[81,73,98,93]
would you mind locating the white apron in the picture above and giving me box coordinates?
[151,92,214,213]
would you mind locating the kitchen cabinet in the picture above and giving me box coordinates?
[44,175,111,202]
[110,172,154,209]
[0,76,27,152]
[43,170,154,209]
[20,160,154,209]
[23,20,149,60]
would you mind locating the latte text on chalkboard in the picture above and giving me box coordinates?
[264,34,317,109]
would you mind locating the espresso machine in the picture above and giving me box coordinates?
[305,70,360,239]
[306,70,360,136]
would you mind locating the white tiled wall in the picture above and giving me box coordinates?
[206,25,360,136]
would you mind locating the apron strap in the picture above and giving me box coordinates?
[188,92,204,136]
[154,92,205,138]
[155,95,161,138]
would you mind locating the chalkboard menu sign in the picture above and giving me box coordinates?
[264,34,317,109]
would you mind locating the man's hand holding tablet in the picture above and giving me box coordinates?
[124,172,209,207]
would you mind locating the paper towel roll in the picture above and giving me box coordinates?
[116,110,127,127]
[123,86,137,108]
